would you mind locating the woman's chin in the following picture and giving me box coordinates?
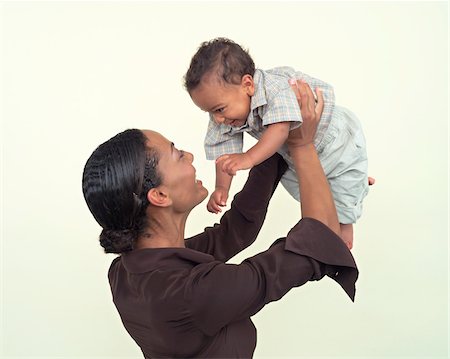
[199,188,209,203]
[192,187,209,208]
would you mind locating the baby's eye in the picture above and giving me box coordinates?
[179,150,185,158]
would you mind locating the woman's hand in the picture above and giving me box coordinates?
[286,79,324,149]
[286,79,340,236]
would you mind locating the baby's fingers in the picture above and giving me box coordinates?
[216,155,232,174]
[216,193,227,207]
[219,158,235,176]
[207,198,221,213]
[216,155,229,166]
[224,161,237,176]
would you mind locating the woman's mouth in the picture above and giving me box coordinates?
[195,174,203,185]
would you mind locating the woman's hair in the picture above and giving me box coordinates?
[82,129,161,254]
[184,37,255,92]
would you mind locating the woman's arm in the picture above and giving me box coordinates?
[185,153,287,262]
[185,218,357,336]
[286,79,340,236]
[184,80,357,337]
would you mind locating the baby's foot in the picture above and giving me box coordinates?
[340,223,354,250]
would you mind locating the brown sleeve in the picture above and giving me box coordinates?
[184,218,358,336]
[185,153,288,262]
[284,217,358,300]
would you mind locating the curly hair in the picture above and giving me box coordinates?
[82,129,161,253]
[184,37,255,92]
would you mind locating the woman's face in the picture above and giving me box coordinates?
[142,130,208,213]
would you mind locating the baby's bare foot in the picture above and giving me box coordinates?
[340,223,354,250]
[344,239,353,250]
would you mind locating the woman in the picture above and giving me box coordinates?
[82,80,358,358]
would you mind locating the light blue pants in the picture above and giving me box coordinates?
[279,105,369,225]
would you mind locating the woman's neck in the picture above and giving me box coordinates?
[134,209,189,249]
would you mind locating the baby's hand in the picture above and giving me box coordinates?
[207,188,229,214]
[216,153,254,176]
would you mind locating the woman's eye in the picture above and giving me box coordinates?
[215,108,225,113]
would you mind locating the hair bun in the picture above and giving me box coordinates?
[99,229,137,254]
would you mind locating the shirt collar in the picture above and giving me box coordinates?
[250,69,267,110]
[120,247,215,274]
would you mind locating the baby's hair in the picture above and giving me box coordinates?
[184,37,255,92]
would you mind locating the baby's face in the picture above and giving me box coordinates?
[190,75,254,127]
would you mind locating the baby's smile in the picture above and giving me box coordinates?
[227,119,245,127]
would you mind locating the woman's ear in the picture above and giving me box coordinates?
[241,74,255,96]
[147,187,172,207]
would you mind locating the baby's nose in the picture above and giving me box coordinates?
[213,114,225,124]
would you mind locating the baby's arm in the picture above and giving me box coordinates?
[217,122,291,176]
[247,122,291,166]
[207,162,234,213]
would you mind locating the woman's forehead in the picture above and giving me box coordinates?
[142,130,169,147]
[141,130,175,163]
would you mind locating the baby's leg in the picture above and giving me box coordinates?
[281,170,355,250]
[318,106,370,247]
[340,223,354,249]
[279,167,301,201]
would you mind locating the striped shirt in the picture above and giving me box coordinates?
[204,66,335,165]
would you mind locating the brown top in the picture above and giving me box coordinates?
[108,154,358,358]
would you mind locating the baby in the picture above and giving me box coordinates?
[183,38,369,249]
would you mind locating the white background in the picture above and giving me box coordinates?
[1,1,448,358]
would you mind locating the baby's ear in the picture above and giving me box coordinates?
[241,74,255,96]
[147,187,172,207]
